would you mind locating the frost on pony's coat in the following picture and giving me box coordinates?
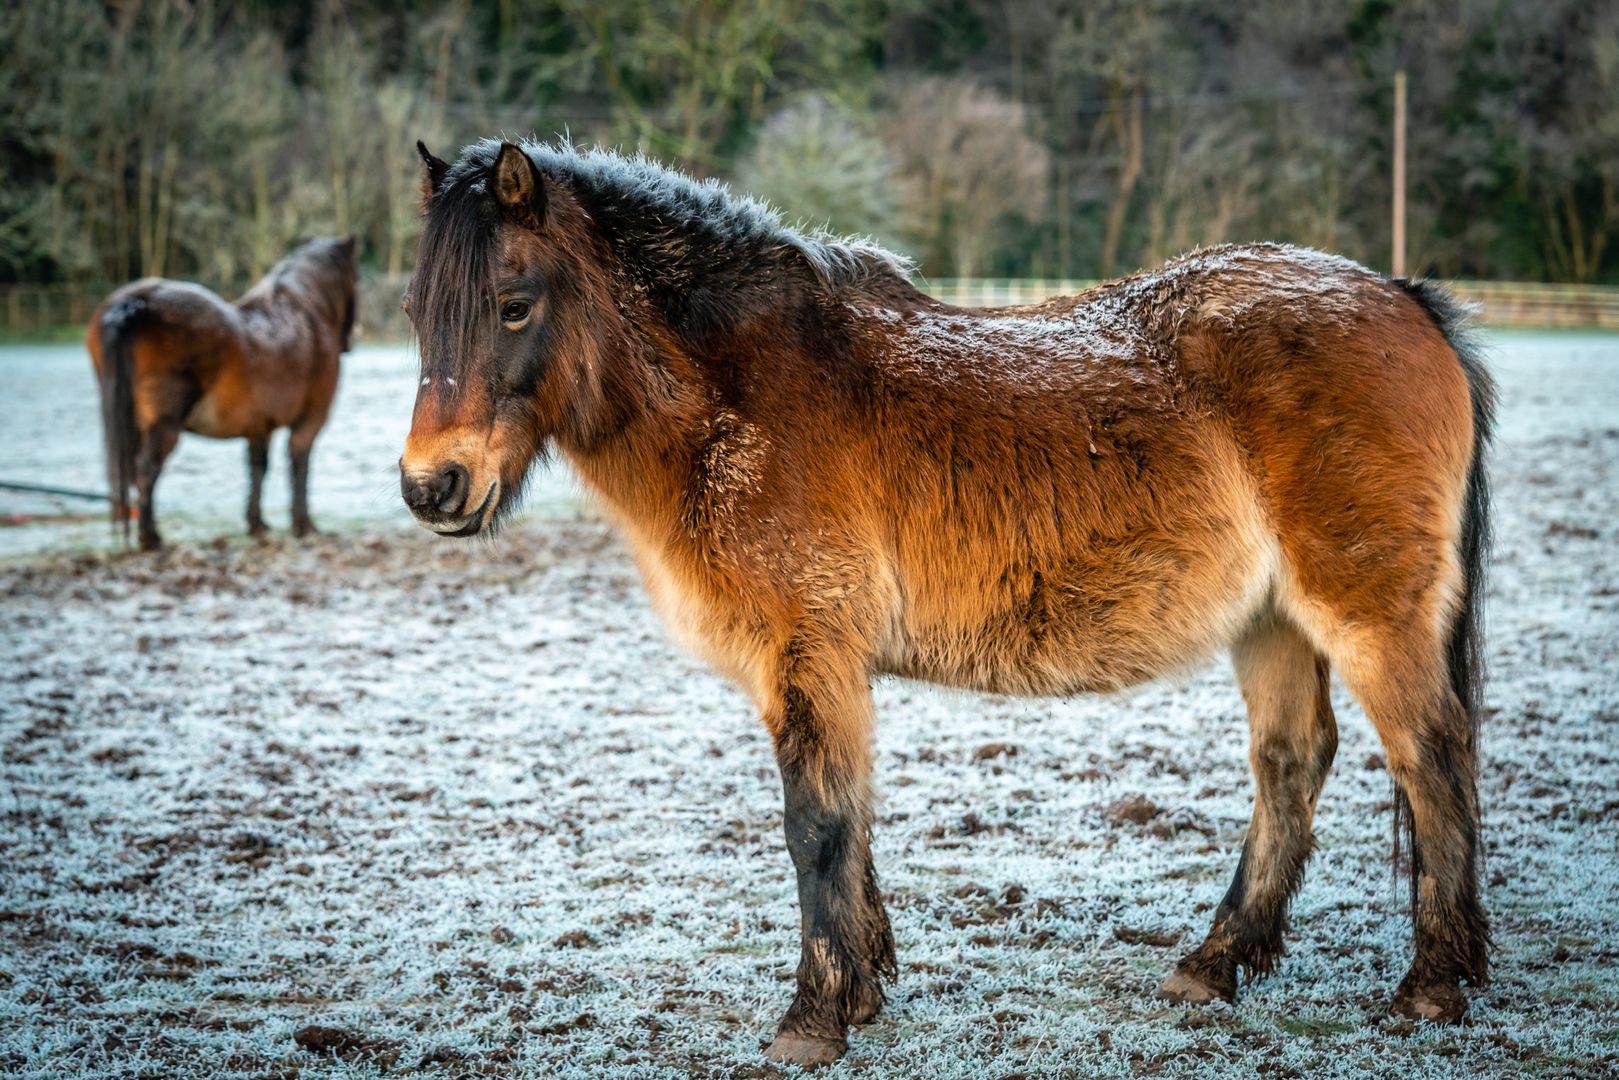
[401,138,1493,1066]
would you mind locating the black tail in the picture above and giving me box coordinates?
[1397,279,1495,725]
[98,297,149,544]
[1392,278,1496,963]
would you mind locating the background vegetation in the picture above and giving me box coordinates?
[3,0,1616,293]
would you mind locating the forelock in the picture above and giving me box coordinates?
[413,167,499,378]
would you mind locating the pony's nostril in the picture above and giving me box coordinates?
[401,470,434,511]
[434,463,470,515]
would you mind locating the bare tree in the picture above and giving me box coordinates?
[881,77,1049,278]
[735,96,908,248]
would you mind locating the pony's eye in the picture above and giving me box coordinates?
[500,299,532,326]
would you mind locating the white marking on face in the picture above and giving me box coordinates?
[447,377,458,388]
[420,377,431,386]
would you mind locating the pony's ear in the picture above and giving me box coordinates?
[492,142,544,226]
[417,140,449,197]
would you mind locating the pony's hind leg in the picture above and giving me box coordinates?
[135,420,181,552]
[246,435,269,537]
[1340,642,1488,1022]
[762,658,895,1067]
[1162,610,1337,1005]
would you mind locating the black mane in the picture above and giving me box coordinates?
[412,139,911,369]
[237,237,356,339]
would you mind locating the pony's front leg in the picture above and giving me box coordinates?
[245,436,269,537]
[763,673,895,1067]
[288,426,318,538]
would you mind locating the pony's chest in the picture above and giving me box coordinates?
[624,531,783,706]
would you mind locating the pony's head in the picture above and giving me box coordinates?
[400,137,912,538]
[401,140,617,538]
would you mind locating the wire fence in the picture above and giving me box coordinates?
[6,274,1618,339]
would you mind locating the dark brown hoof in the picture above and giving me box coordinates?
[1391,983,1467,1023]
[247,521,268,539]
[1157,968,1234,1006]
[764,1033,846,1068]
[292,521,317,539]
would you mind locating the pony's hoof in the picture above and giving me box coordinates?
[292,522,318,539]
[1391,983,1466,1023]
[1157,968,1232,1006]
[764,1033,846,1068]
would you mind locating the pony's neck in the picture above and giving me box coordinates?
[536,171,907,536]
[542,151,904,359]
[238,261,350,341]
[555,341,707,524]
[549,286,733,540]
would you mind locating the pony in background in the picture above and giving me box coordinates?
[88,236,358,549]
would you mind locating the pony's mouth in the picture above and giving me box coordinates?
[426,483,498,537]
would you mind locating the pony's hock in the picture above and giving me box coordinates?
[88,237,359,551]
[403,138,1494,1067]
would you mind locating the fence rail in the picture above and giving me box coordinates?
[5,275,1618,337]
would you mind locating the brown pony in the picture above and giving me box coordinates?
[88,236,359,550]
[402,140,1494,1066]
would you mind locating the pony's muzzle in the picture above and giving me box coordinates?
[402,461,468,515]
[401,461,494,535]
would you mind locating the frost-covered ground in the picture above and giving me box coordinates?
[1,332,1617,1078]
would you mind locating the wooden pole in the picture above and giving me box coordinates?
[1392,69,1407,278]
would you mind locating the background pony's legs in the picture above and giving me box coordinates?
[288,385,334,538]
[135,419,180,551]
[246,435,269,537]
[288,426,319,537]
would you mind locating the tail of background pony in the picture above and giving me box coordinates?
[98,297,149,543]
[1393,277,1497,978]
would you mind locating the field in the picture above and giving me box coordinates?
[2,333,1617,1078]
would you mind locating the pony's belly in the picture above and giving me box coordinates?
[184,372,296,439]
[184,396,235,438]
[880,589,1253,696]
[875,646,1125,696]
[880,521,1279,698]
